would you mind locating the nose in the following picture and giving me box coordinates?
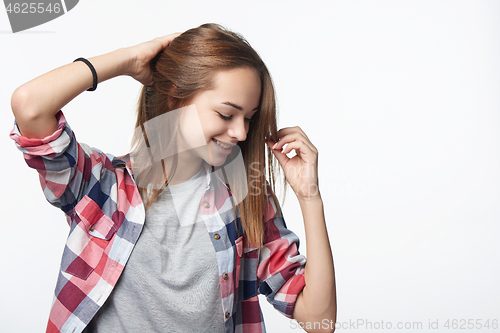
[227,118,248,142]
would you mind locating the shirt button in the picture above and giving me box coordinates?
[222,273,228,280]
[225,312,230,319]
[213,233,220,240]
[89,224,95,232]
[203,202,210,208]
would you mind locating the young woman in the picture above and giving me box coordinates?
[10,24,336,333]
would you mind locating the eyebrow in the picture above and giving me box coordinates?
[222,101,259,112]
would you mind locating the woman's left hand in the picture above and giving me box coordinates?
[266,126,320,202]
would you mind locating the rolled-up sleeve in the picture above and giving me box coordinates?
[257,185,307,319]
[10,110,97,217]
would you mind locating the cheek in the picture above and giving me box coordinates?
[198,116,226,140]
[179,105,207,147]
[202,122,225,140]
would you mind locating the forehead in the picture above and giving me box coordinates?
[204,68,261,107]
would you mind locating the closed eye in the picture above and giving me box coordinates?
[217,112,255,123]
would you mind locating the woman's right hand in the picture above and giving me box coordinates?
[123,33,181,86]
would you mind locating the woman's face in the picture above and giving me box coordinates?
[177,67,261,167]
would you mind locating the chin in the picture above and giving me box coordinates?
[204,156,228,167]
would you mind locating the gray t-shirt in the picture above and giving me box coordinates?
[88,166,225,332]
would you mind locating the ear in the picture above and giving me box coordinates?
[166,84,178,109]
[168,84,178,95]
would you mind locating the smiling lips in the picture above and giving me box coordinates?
[212,138,234,149]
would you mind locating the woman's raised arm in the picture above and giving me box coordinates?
[10,33,179,139]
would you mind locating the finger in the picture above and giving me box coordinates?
[277,126,311,142]
[267,141,290,168]
[275,128,316,152]
[281,141,302,155]
[151,35,175,53]
[280,141,316,160]
[273,132,316,154]
[275,133,313,151]
[152,33,182,49]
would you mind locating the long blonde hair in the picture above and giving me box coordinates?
[130,23,287,248]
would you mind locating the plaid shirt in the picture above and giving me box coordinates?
[10,110,306,333]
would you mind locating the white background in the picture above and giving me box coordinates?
[1,1,499,332]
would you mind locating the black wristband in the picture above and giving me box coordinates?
[73,57,98,91]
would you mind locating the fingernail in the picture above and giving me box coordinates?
[272,143,277,149]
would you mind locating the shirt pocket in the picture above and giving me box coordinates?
[74,195,117,240]
[235,235,260,301]
[62,195,118,280]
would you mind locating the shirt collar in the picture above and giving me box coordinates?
[112,154,230,190]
